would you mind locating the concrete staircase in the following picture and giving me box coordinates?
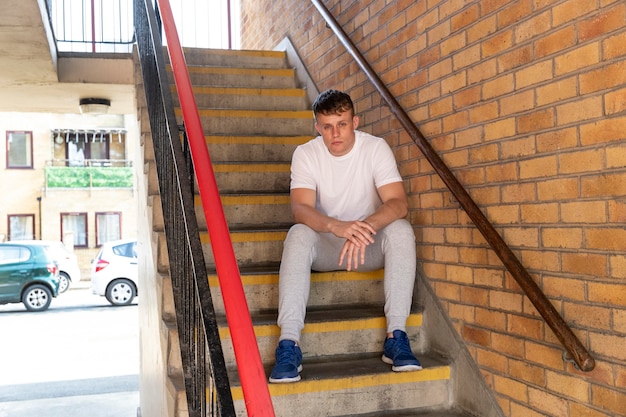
[165,47,500,417]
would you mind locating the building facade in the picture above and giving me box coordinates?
[0,111,138,275]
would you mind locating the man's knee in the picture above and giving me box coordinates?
[382,219,415,245]
[285,223,319,246]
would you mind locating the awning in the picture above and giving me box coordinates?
[51,128,127,143]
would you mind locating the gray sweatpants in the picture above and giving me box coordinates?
[277,219,417,343]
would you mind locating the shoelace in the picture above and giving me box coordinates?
[276,345,299,365]
[389,335,413,358]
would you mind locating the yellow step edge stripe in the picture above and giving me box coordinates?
[194,109,312,119]
[211,163,290,173]
[208,269,384,287]
[200,230,287,244]
[310,269,383,282]
[219,313,423,339]
[187,86,306,97]
[174,107,312,119]
[205,135,310,145]
[181,48,285,59]
[184,66,295,77]
[230,366,451,400]
[195,195,290,206]
[222,195,290,205]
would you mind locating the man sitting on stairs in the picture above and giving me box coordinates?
[269,89,422,383]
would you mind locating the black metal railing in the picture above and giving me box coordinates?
[309,0,594,372]
[134,0,236,416]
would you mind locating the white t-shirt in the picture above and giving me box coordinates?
[290,130,403,221]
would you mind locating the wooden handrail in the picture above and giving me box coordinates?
[310,0,594,372]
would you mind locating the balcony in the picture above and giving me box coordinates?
[45,160,133,189]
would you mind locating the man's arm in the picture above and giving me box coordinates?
[292,181,409,271]
[337,181,408,270]
[362,181,409,232]
[291,181,407,233]
[291,188,375,246]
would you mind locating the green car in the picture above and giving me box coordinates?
[0,242,60,312]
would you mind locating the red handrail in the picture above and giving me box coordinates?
[155,1,275,415]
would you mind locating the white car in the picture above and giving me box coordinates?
[18,240,81,293]
[91,239,138,306]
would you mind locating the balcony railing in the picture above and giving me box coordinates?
[46,0,239,53]
[45,161,134,188]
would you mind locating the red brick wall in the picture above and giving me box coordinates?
[241,1,626,416]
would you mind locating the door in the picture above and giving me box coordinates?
[0,245,34,302]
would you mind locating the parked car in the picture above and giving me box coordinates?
[18,240,81,293]
[0,242,60,312]
[91,239,138,306]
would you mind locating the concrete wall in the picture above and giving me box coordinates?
[241,1,626,416]
[133,53,177,417]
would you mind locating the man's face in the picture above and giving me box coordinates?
[314,111,359,157]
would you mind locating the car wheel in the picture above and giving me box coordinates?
[58,272,71,293]
[22,284,53,312]
[105,279,136,306]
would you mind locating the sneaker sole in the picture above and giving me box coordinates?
[381,355,422,372]
[268,365,303,383]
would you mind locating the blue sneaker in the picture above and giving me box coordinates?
[382,330,422,372]
[269,340,303,383]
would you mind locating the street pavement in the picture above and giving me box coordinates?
[0,283,139,417]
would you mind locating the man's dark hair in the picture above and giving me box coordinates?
[312,89,354,117]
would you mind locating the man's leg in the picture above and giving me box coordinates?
[376,219,422,371]
[271,224,317,383]
[276,224,318,343]
[277,225,349,341]
[378,219,417,334]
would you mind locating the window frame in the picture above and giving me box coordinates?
[60,212,89,248]
[7,214,35,240]
[6,131,33,169]
[95,211,122,246]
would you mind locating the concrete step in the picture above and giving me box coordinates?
[229,353,452,417]
[200,228,287,268]
[209,268,386,315]
[179,47,288,69]
[205,135,309,163]
[210,161,291,193]
[171,65,299,89]
[172,86,309,111]
[195,193,292,228]
[217,306,424,365]
[335,409,477,417]
[165,374,188,417]
[176,108,314,136]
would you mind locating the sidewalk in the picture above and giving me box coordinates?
[0,376,139,417]
[0,286,140,417]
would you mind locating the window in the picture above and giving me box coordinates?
[8,214,35,240]
[6,131,33,168]
[0,246,31,264]
[52,130,128,167]
[96,212,121,246]
[61,213,88,248]
[112,241,137,258]
[66,133,110,166]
